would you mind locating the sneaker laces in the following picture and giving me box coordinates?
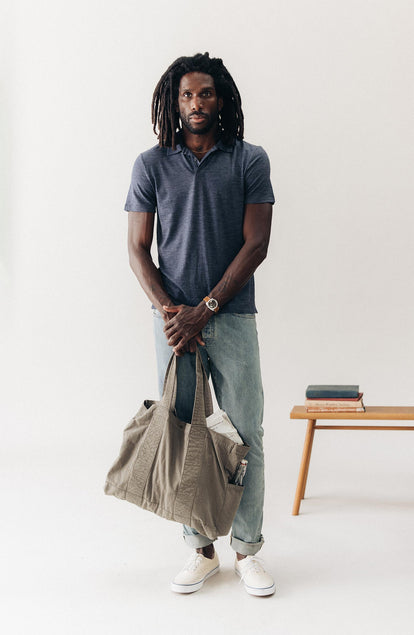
[237,556,266,582]
[184,552,205,572]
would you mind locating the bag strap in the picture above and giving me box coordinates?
[191,349,213,425]
[161,353,178,411]
[161,348,213,422]
[174,349,214,519]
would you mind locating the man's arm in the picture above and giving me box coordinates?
[127,211,204,355]
[127,211,172,318]
[163,202,273,353]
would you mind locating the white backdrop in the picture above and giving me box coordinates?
[2,1,414,633]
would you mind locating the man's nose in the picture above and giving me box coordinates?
[191,96,203,111]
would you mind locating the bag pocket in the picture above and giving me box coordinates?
[215,482,244,536]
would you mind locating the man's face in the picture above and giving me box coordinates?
[177,72,223,136]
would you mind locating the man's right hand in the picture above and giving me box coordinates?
[161,308,204,356]
[177,335,204,356]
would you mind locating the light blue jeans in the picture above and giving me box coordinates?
[153,310,265,556]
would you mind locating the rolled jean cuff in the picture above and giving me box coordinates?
[230,533,264,556]
[182,532,214,549]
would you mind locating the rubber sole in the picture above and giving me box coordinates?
[170,565,220,594]
[235,568,276,596]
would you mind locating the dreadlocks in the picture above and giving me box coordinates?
[151,52,244,149]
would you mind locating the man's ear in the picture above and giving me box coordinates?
[218,96,224,112]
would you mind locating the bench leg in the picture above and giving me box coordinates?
[301,421,316,500]
[292,419,316,515]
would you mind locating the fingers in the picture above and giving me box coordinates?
[195,333,205,346]
[165,330,182,347]
[163,321,176,337]
[163,319,192,345]
[173,335,203,356]
[166,330,200,348]
[163,312,179,334]
[187,340,197,353]
[173,339,186,355]
[163,305,181,313]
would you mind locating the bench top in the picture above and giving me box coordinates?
[290,406,414,420]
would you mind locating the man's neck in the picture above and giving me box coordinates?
[181,127,220,157]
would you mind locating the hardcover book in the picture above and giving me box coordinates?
[304,393,364,408]
[306,406,365,412]
[306,385,360,399]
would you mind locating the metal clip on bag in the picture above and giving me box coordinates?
[104,349,250,541]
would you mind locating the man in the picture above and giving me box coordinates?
[125,52,275,596]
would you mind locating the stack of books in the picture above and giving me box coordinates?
[305,385,365,412]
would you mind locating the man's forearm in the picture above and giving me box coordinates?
[206,239,268,310]
[130,246,205,355]
[129,246,173,317]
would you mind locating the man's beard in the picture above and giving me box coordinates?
[180,109,218,135]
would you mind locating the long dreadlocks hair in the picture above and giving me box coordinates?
[151,52,244,149]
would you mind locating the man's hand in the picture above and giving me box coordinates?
[161,306,202,357]
[163,304,210,355]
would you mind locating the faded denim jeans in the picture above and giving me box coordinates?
[153,310,265,556]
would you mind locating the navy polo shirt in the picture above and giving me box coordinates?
[124,136,275,313]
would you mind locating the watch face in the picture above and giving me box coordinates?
[207,298,218,311]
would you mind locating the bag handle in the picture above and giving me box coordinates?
[161,348,213,424]
[161,353,178,409]
[173,351,214,520]
[191,348,213,425]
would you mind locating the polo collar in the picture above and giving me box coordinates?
[216,138,234,153]
[166,145,182,156]
[166,135,235,156]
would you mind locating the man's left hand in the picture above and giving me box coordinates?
[163,304,211,355]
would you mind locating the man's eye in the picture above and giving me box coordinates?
[183,92,191,97]
[202,92,212,97]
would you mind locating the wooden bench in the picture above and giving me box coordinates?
[290,406,414,515]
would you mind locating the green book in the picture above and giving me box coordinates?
[306,385,360,399]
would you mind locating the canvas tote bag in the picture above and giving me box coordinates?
[104,349,250,541]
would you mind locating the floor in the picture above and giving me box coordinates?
[3,427,414,635]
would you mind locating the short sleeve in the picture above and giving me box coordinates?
[124,154,156,213]
[244,147,275,205]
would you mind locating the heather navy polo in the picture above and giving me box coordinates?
[124,136,275,313]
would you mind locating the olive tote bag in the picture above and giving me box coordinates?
[104,349,250,541]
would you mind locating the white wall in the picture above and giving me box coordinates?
[2,2,414,633]
[2,0,414,500]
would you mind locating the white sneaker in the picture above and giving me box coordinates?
[171,551,220,593]
[234,555,276,596]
